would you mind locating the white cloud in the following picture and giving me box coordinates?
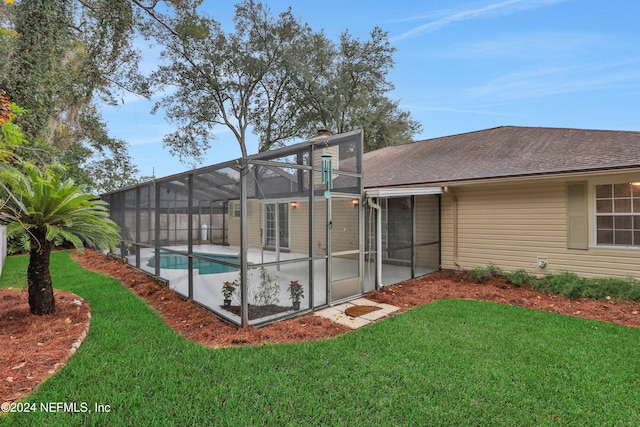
[391,0,567,42]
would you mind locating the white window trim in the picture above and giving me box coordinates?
[588,175,640,250]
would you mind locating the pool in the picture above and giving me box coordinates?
[147,252,239,275]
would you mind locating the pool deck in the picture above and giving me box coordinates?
[127,244,420,327]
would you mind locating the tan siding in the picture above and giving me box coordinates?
[314,199,328,255]
[227,199,261,247]
[310,197,360,256]
[450,182,566,272]
[227,198,335,257]
[289,202,309,253]
[227,200,240,246]
[330,198,360,253]
[440,176,640,279]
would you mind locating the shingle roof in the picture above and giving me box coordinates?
[363,126,640,188]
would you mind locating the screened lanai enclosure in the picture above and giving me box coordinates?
[103,131,367,327]
[103,130,442,327]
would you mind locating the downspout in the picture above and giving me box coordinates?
[367,197,383,290]
[443,187,461,269]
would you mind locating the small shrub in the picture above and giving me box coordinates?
[464,267,491,283]
[249,266,280,306]
[466,266,640,302]
[464,264,503,283]
[505,269,535,287]
[582,278,620,300]
[547,271,585,299]
[561,282,583,300]
[582,277,640,302]
[232,267,281,306]
[625,283,640,302]
[486,263,503,277]
[7,235,29,255]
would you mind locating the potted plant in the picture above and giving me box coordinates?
[222,280,238,306]
[288,280,304,310]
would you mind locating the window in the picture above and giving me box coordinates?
[595,183,640,246]
[232,201,251,218]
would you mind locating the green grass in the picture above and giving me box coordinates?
[2,252,640,425]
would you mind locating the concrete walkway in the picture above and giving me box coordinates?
[314,298,399,329]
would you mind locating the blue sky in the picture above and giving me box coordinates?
[101,0,640,178]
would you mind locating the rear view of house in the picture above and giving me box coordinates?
[103,125,640,327]
[366,126,640,279]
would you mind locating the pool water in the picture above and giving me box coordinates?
[147,252,239,275]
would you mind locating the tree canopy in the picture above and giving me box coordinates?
[143,0,422,166]
[0,0,178,192]
[1,93,120,315]
[0,89,26,162]
[2,0,422,183]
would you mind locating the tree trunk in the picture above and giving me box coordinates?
[28,227,55,315]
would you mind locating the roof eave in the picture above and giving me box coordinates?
[365,165,640,189]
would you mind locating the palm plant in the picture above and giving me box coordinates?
[0,163,120,315]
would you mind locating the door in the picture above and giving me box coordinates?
[329,196,361,302]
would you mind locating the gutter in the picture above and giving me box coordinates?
[443,187,461,269]
[367,197,383,290]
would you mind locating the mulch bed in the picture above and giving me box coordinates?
[70,251,351,348]
[0,289,91,404]
[366,269,640,328]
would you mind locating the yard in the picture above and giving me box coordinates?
[1,251,639,425]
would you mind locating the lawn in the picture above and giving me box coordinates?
[1,251,639,426]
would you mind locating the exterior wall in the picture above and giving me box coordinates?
[226,197,359,256]
[227,199,262,248]
[289,201,309,253]
[440,172,640,279]
[330,198,360,254]
[312,199,327,255]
